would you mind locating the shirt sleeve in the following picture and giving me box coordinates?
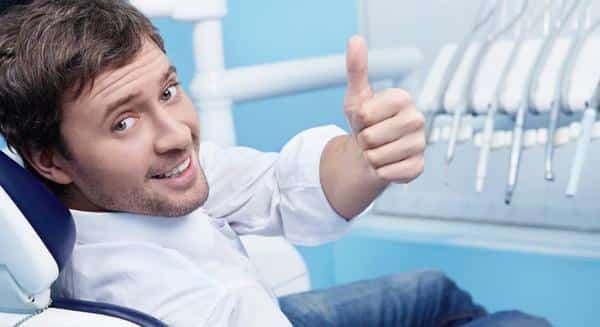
[200,125,371,246]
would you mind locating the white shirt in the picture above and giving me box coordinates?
[52,125,364,326]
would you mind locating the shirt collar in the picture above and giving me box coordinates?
[70,207,214,250]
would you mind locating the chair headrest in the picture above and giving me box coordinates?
[0,150,75,270]
[0,149,75,312]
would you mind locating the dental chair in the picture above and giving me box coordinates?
[0,149,168,326]
[0,147,312,327]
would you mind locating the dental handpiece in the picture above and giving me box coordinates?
[445,46,486,164]
[544,0,591,181]
[566,76,600,197]
[424,47,468,143]
[505,0,582,204]
[446,1,507,164]
[476,0,532,192]
[566,109,596,197]
[424,3,497,143]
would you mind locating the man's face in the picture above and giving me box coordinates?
[56,41,209,216]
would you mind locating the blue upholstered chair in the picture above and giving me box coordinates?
[0,148,168,326]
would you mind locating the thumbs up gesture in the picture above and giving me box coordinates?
[344,36,425,184]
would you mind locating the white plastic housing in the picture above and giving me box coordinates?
[471,41,516,114]
[566,37,600,111]
[0,187,57,312]
[442,43,482,112]
[418,44,456,113]
[500,39,544,113]
[129,0,226,21]
[531,38,572,112]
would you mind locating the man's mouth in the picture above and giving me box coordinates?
[152,157,191,179]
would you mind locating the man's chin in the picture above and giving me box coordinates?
[154,189,209,217]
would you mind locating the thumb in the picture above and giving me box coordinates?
[345,35,372,111]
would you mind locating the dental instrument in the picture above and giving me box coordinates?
[566,83,599,197]
[565,20,600,197]
[423,1,498,143]
[544,0,592,181]
[504,0,581,204]
[445,0,516,164]
[476,0,533,192]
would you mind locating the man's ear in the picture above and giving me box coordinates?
[25,148,73,185]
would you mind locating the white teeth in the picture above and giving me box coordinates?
[160,158,191,179]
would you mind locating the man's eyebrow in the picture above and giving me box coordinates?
[162,65,177,86]
[102,91,141,124]
[101,65,178,124]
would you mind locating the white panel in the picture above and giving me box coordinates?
[0,187,58,309]
[360,0,481,65]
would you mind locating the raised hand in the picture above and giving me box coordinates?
[344,35,425,184]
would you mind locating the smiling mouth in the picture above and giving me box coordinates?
[152,157,191,179]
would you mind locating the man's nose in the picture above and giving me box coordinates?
[153,110,192,154]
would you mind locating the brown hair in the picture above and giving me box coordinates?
[0,0,164,190]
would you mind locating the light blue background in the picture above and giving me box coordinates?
[2,1,598,325]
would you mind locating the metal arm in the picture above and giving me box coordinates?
[446,0,522,164]
[476,0,533,192]
[505,0,582,204]
[424,1,498,143]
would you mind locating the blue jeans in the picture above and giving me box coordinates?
[278,270,551,327]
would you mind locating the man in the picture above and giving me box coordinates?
[0,0,549,326]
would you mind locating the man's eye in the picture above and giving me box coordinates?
[161,83,179,101]
[113,117,136,132]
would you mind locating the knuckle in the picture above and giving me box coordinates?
[412,157,425,178]
[414,111,426,128]
[364,150,379,167]
[395,157,424,184]
[359,130,376,148]
[357,108,372,125]
[415,135,427,153]
[406,114,425,131]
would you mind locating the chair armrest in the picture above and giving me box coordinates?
[240,235,310,296]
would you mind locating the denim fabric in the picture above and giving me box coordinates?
[279,270,551,327]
